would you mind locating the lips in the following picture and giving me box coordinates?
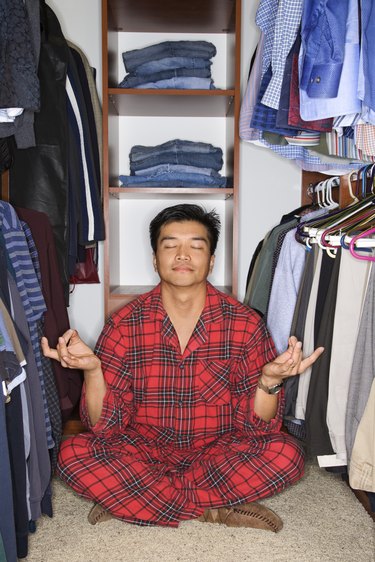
[172,266,193,272]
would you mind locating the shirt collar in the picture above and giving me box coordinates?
[148,281,225,327]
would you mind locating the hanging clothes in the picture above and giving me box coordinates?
[240,0,375,171]
[9,2,104,304]
[0,198,81,559]
[243,179,375,484]
[349,378,375,493]
[0,0,41,148]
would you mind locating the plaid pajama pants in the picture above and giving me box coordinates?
[57,428,304,527]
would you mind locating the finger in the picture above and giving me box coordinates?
[60,352,97,370]
[275,340,297,363]
[40,336,60,361]
[280,337,300,363]
[288,335,298,349]
[289,340,303,365]
[58,336,75,367]
[299,347,324,372]
[263,359,295,378]
[59,353,81,369]
[60,329,77,347]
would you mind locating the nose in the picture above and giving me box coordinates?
[176,244,190,261]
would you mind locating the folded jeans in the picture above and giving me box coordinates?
[130,139,223,161]
[119,66,212,89]
[123,40,217,72]
[119,171,227,187]
[129,151,223,173]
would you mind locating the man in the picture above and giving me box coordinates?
[42,204,323,531]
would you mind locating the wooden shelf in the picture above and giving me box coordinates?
[108,89,235,117]
[108,187,234,199]
[107,0,236,33]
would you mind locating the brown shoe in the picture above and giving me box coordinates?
[197,502,283,532]
[87,503,114,525]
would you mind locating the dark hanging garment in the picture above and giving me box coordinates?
[9,2,71,303]
[15,207,82,427]
[0,0,41,147]
[5,387,29,559]
[305,249,342,456]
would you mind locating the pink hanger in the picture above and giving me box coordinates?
[349,226,375,261]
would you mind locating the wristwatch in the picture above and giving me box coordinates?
[257,378,284,395]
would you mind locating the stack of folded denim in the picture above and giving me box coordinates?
[119,139,228,187]
[119,40,217,89]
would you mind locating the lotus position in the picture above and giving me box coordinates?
[42,204,323,531]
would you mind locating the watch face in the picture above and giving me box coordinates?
[268,383,283,395]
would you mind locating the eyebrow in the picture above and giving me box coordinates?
[159,236,209,244]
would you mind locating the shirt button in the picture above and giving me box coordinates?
[315,76,321,83]
[179,363,184,369]
[178,400,183,406]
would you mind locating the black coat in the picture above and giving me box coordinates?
[9,2,71,301]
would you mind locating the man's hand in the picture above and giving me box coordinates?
[261,336,324,386]
[41,329,101,373]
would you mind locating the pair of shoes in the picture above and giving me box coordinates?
[197,501,283,532]
[87,503,114,525]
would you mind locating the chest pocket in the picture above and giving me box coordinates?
[198,360,232,405]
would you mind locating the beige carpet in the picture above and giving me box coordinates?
[25,461,374,562]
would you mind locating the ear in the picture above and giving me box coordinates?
[209,255,215,273]
[153,254,158,272]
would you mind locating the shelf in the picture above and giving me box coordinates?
[108,89,235,117]
[108,0,236,34]
[108,187,234,199]
[102,0,241,318]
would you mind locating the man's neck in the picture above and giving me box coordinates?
[160,281,207,353]
[160,281,207,319]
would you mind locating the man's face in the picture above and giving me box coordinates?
[153,220,214,288]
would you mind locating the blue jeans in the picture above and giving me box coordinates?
[119,171,227,187]
[134,56,212,75]
[123,41,217,73]
[119,66,211,89]
[135,77,215,89]
[130,139,223,161]
[134,164,221,177]
[129,151,223,173]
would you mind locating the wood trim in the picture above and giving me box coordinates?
[102,0,111,320]
[0,170,9,202]
[301,170,361,209]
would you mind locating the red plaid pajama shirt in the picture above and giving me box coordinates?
[57,283,305,526]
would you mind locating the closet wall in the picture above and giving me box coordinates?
[50,0,301,345]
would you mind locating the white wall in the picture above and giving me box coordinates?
[238,2,301,298]
[47,0,301,346]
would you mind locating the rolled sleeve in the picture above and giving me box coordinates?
[79,319,135,437]
[80,385,119,435]
[232,312,283,435]
[247,392,284,433]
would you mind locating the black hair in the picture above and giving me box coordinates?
[149,204,221,255]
